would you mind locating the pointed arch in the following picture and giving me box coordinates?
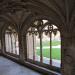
[25,19,61,72]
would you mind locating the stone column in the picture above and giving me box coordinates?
[62,33,75,75]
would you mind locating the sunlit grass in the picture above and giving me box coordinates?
[36,40,61,60]
[36,48,61,60]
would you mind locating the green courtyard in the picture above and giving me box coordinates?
[36,41,61,60]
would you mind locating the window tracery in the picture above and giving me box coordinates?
[5,26,19,55]
[26,19,61,68]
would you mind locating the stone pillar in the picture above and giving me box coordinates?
[19,33,25,61]
[62,33,75,75]
[0,40,1,53]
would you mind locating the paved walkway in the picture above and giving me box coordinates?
[36,45,61,49]
[36,45,61,67]
[0,57,41,75]
[35,56,61,67]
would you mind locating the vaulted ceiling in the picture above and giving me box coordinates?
[0,0,75,34]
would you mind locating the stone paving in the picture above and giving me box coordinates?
[0,57,41,75]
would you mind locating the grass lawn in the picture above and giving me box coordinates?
[36,40,61,60]
[36,48,61,60]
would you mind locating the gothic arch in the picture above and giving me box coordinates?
[22,17,62,73]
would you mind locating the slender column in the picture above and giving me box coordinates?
[32,33,35,61]
[40,33,43,63]
[49,25,53,65]
[50,31,52,65]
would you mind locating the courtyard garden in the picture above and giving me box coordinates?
[36,41,61,60]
